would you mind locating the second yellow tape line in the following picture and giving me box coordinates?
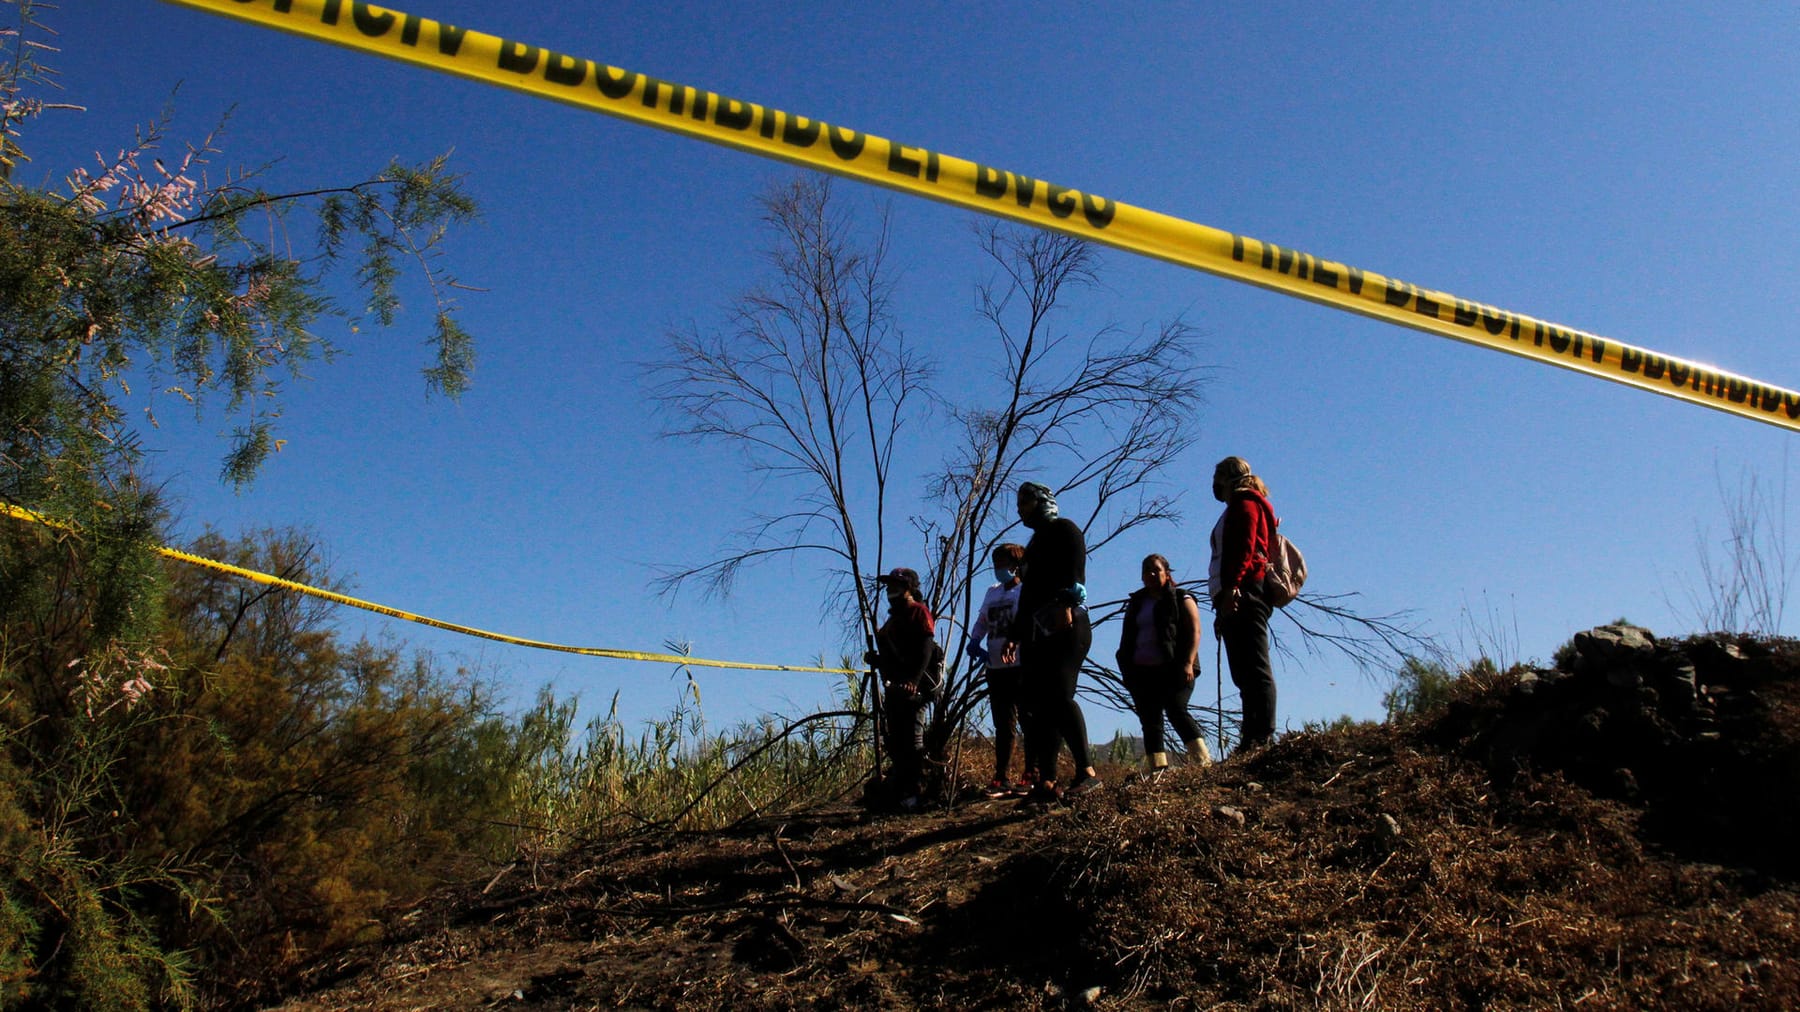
[1,502,860,676]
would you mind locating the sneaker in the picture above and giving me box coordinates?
[898,795,921,813]
[983,779,1010,799]
[1021,781,1061,806]
[1066,774,1103,797]
[1011,770,1040,797]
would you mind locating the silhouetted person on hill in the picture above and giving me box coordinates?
[1010,482,1100,801]
[866,566,939,811]
[968,542,1036,797]
[1209,456,1279,754]
[1116,552,1212,773]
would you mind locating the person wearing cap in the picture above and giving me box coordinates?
[866,566,939,810]
[967,542,1035,797]
[1208,456,1278,753]
[1008,482,1101,801]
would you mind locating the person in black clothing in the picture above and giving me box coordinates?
[865,566,939,810]
[1009,482,1100,800]
[1116,553,1213,774]
[1208,456,1278,753]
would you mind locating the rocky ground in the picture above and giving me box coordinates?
[258,627,1800,1010]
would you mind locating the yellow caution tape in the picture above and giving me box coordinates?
[1,502,859,675]
[159,0,1800,432]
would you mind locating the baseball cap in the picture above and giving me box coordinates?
[875,567,921,595]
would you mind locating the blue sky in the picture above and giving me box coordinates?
[20,1,1798,738]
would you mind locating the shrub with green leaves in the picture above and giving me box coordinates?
[1383,656,1459,722]
[2,0,484,1002]
[0,6,868,1004]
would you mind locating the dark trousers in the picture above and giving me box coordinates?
[1121,661,1204,754]
[985,666,1026,780]
[1218,590,1276,748]
[883,687,930,796]
[1022,608,1093,781]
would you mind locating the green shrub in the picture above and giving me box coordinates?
[1383,656,1460,721]
[3,519,872,1004]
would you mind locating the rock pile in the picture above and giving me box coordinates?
[1429,623,1800,879]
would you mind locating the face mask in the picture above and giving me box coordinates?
[885,589,907,609]
[1018,497,1058,527]
[1017,483,1059,527]
[994,567,1015,584]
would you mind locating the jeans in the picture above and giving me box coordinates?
[883,685,930,796]
[985,665,1026,780]
[1121,661,1204,754]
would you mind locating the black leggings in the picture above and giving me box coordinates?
[1121,662,1203,754]
[1022,609,1093,781]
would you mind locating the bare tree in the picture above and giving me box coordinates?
[651,175,929,634]
[916,223,1206,782]
[652,178,1438,795]
[652,182,1210,795]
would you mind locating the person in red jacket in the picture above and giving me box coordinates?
[1207,456,1278,753]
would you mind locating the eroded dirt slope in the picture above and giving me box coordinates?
[262,630,1800,1011]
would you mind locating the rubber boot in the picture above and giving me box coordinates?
[1185,737,1214,767]
[1147,751,1170,770]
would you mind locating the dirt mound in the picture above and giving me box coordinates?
[262,630,1800,1011]
[1427,626,1800,881]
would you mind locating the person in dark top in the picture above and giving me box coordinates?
[1009,482,1101,801]
[1207,456,1277,753]
[866,566,938,810]
[1116,553,1212,774]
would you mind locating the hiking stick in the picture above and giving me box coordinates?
[1216,637,1225,757]
[866,632,884,780]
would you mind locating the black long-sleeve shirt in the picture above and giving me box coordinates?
[1010,517,1086,641]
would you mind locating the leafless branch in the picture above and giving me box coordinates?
[1275,592,1443,678]
[648,176,926,637]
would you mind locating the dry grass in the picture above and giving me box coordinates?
[260,634,1800,1011]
